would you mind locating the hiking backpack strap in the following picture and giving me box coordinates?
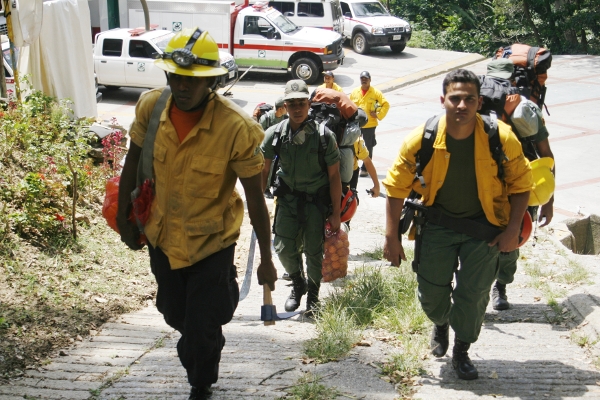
[415,114,442,188]
[415,112,507,187]
[271,119,288,157]
[481,112,508,182]
[137,87,171,188]
[318,122,332,173]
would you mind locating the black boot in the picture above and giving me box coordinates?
[284,272,307,312]
[189,385,212,400]
[304,281,320,318]
[492,281,510,310]
[430,323,449,358]
[451,337,478,380]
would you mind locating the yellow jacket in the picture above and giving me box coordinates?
[129,88,265,269]
[382,114,532,228]
[317,82,344,92]
[349,86,389,128]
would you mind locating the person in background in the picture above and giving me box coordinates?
[484,58,556,311]
[319,71,343,92]
[350,71,389,177]
[261,79,341,317]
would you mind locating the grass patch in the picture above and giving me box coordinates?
[556,260,590,285]
[307,258,429,390]
[279,372,341,400]
[360,245,384,261]
[304,306,359,362]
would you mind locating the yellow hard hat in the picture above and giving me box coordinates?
[528,157,555,206]
[154,28,227,77]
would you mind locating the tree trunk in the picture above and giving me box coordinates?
[523,0,544,47]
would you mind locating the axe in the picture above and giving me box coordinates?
[261,284,301,325]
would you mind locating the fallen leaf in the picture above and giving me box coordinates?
[357,340,372,347]
[534,296,541,302]
[489,371,498,379]
[94,297,107,303]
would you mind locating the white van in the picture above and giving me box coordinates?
[262,0,344,36]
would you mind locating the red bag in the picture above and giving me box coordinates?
[102,176,147,244]
[322,222,350,282]
[311,88,358,120]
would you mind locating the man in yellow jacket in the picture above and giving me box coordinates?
[350,71,389,177]
[383,69,532,381]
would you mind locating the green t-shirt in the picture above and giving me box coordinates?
[261,119,339,194]
[433,133,484,219]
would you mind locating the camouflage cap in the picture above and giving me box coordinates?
[283,79,310,101]
[487,59,514,79]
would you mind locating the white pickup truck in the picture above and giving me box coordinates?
[93,28,238,90]
[340,0,411,54]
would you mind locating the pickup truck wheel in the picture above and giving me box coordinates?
[104,85,120,91]
[291,58,319,84]
[390,44,406,53]
[352,32,370,55]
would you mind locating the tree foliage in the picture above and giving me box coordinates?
[390,0,600,55]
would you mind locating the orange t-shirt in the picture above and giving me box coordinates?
[170,103,204,143]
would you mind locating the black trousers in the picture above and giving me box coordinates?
[360,127,377,171]
[149,244,239,388]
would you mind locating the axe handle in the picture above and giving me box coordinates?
[263,284,275,326]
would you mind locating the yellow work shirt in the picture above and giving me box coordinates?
[129,88,265,269]
[349,86,390,128]
[382,114,532,228]
[317,82,344,92]
[352,137,370,170]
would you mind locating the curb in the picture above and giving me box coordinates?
[545,228,600,343]
[376,52,487,93]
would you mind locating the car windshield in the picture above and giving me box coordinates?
[352,2,390,17]
[152,33,175,52]
[267,11,300,33]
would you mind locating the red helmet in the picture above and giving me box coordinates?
[340,189,358,223]
[517,211,533,248]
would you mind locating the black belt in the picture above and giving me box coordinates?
[425,207,503,242]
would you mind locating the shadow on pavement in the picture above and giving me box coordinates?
[424,358,600,399]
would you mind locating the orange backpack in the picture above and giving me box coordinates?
[494,44,552,110]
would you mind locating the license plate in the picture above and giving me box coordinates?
[229,71,235,78]
[393,35,402,40]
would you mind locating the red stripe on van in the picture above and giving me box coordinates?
[233,44,324,52]
[345,18,372,27]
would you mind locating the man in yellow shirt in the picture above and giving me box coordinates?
[117,28,277,400]
[318,71,343,92]
[350,71,390,177]
[383,69,532,381]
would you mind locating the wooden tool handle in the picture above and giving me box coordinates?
[263,284,275,326]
